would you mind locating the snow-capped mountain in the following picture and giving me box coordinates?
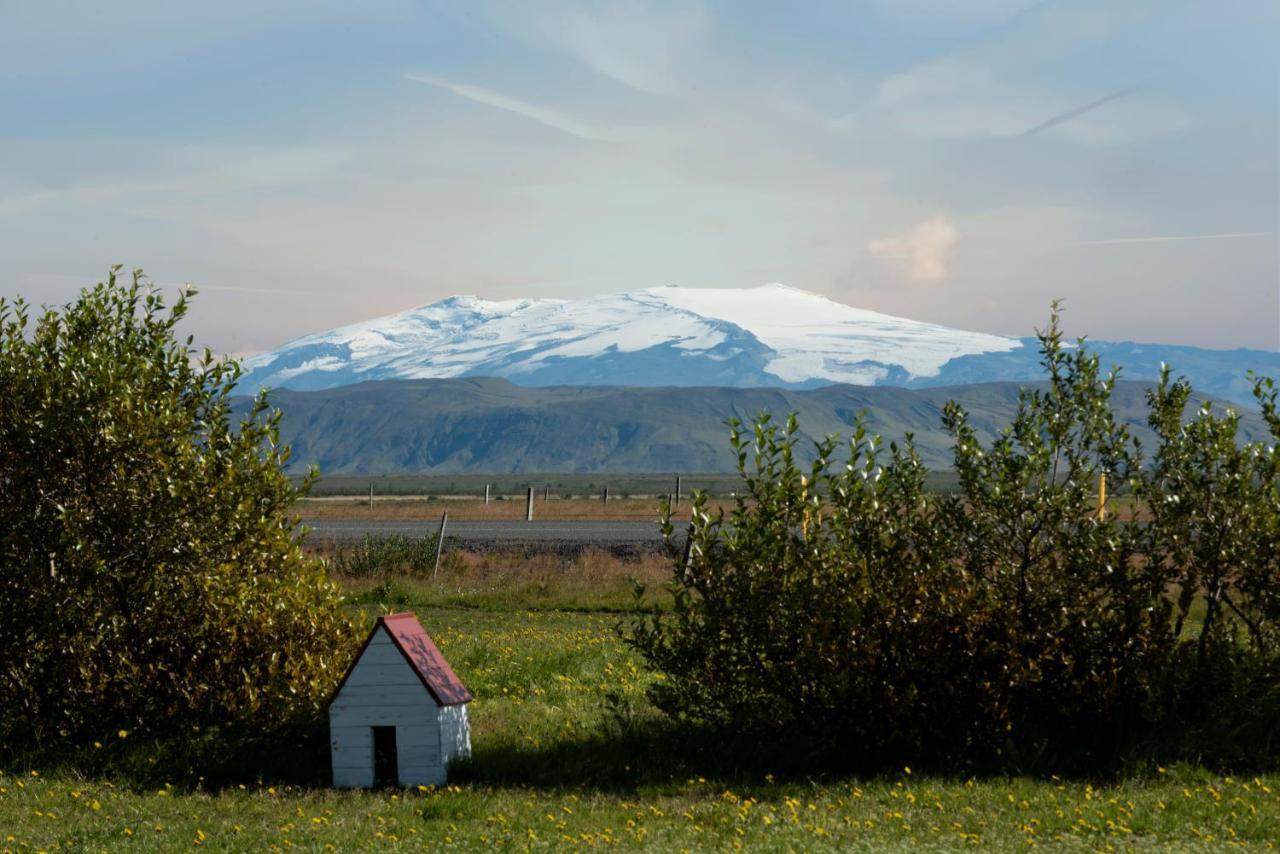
[240,284,1019,390]
[239,284,1279,406]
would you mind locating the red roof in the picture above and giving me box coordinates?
[330,612,473,707]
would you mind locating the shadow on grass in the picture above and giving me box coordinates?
[7,722,334,792]
[16,690,1279,794]
[11,719,815,795]
[449,719,836,793]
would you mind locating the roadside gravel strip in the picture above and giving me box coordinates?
[302,518,674,557]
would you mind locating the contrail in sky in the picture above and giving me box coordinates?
[1021,86,1139,136]
[1083,231,1273,246]
[404,72,618,142]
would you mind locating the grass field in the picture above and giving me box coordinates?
[296,496,704,522]
[297,470,966,499]
[295,492,1141,524]
[3,554,1276,851]
[299,473,748,500]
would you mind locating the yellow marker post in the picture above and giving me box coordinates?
[1096,472,1107,521]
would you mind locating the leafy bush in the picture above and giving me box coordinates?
[1135,368,1280,762]
[938,305,1172,768]
[0,268,358,750]
[330,533,442,579]
[629,413,1001,768]
[626,306,1280,772]
[1142,368,1280,660]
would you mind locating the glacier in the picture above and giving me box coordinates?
[239,283,1278,406]
[241,284,1019,390]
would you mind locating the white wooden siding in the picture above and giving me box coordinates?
[331,703,439,727]
[333,765,375,789]
[330,725,375,789]
[331,628,435,727]
[439,703,472,766]
[329,625,469,789]
[339,663,425,688]
[394,723,446,787]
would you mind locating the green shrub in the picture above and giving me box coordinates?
[626,306,1280,772]
[331,533,441,579]
[628,411,999,768]
[938,304,1173,768]
[0,268,358,750]
[1141,368,1280,661]
[1135,368,1280,763]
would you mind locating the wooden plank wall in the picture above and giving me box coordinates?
[330,628,449,787]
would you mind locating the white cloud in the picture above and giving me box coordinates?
[548,1,708,94]
[480,1,708,95]
[837,3,1177,145]
[869,217,958,283]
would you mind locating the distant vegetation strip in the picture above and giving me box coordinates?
[255,377,1265,476]
[298,470,966,497]
[297,471,746,497]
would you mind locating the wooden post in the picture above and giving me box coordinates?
[544,485,550,502]
[526,487,534,522]
[603,485,609,504]
[680,522,695,582]
[1096,472,1107,521]
[675,474,681,507]
[484,483,490,505]
[432,511,448,579]
[368,482,373,510]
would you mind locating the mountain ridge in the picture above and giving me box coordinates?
[245,377,1271,475]
[240,284,1279,406]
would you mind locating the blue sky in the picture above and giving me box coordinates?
[1,0,1276,354]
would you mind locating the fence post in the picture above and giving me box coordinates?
[526,487,534,522]
[680,522,695,582]
[603,485,609,504]
[675,474,682,507]
[432,511,448,579]
[544,485,550,502]
[484,483,490,505]
[368,482,373,510]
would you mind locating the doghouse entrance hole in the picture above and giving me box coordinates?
[372,726,398,787]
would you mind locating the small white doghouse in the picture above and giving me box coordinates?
[329,612,473,788]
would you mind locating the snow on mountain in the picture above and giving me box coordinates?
[653,284,1016,383]
[239,284,1021,391]
[238,283,1280,405]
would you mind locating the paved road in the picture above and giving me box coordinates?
[303,518,671,555]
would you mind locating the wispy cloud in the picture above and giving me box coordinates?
[484,1,708,95]
[869,217,958,283]
[1083,231,1273,245]
[1020,86,1138,136]
[545,1,708,94]
[403,72,618,142]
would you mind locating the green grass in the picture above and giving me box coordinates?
[338,555,671,614]
[3,600,1278,850]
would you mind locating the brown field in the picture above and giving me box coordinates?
[298,492,1140,522]
[295,495,735,521]
[309,542,675,610]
